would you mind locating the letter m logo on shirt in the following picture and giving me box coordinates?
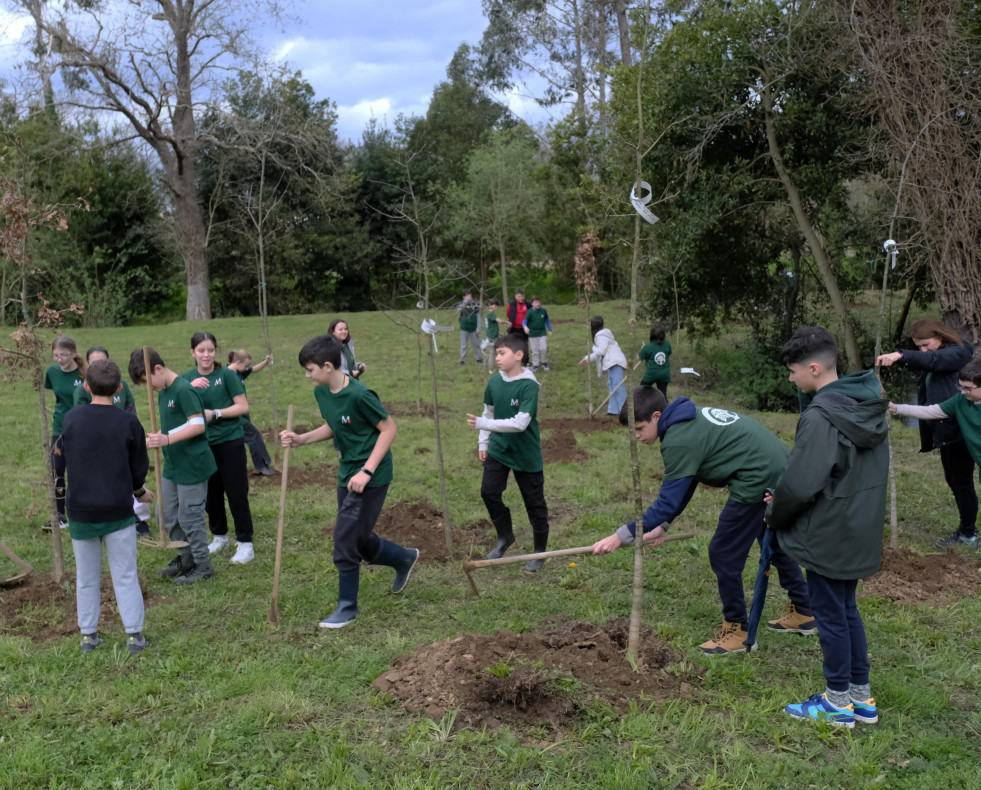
[167,400,175,408]
[341,415,352,424]
[510,398,520,407]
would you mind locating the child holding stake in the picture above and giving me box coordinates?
[877,317,977,549]
[62,359,153,654]
[280,334,419,629]
[183,331,256,565]
[130,347,217,584]
[226,349,276,476]
[580,316,629,417]
[467,333,550,573]
[42,335,86,530]
[591,385,813,655]
[890,358,981,551]
[767,327,890,727]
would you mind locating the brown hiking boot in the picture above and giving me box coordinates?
[766,602,817,635]
[699,621,756,655]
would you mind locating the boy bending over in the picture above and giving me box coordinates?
[467,333,550,573]
[591,386,812,655]
[62,359,153,654]
[768,327,889,728]
[281,335,419,629]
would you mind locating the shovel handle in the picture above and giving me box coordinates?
[0,539,34,575]
[462,531,696,570]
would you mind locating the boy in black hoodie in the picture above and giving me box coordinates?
[590,385,812,654]
[767,327,889,729]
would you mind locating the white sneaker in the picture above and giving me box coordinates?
[208,535,229,554]
[230,542,254,565]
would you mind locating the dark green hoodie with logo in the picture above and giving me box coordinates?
[766,370,890,580]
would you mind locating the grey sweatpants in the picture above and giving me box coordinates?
[460,331,483,362]
[73,524,144,634]
[160,477,211,566]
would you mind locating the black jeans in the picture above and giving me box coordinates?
[939,440,978,536]
[206,438,254,542]
[708,498,810,625]
[51,436,66,518]
[243,421,272,469]
[480,456,549,537]
[333,484,388,573]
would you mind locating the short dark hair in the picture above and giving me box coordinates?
[463,288,472,296]
[85,346,110,362]
[959,359,981,387]
[619,385,668,425]
[487,298,499,307]
[494,332,528,362]
[531,296,541,303]
[650,323,666,343]
[514,288,525,296]
[779,326,839,369]
[129,348,165,385]
[86,359,121,396]
[298,335,342,369]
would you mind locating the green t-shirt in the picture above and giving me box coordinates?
[73,380,136,411]
[159,376,217,485]
[940,393,981,466]
[180,367,246,445]
[44,365,84,437]
[524,307,550,338]
[640,340,672,384]
[661,406,787,503]
[486,311,500,340]
[459,300,480,332]
[483,373,543,473]
[314,378,393,487]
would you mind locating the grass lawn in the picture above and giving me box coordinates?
[1,303,980,789]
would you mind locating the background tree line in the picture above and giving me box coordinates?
[2,0,979,381]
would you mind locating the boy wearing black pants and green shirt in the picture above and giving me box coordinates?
[467,333,550,573]
[767,327,889,728]
[590,386,813,654]
[281,335,419,629]
[129,348,217,584]
[62,359,153,654]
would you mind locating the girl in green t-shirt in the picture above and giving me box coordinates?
[184,331,255,565]
[42,335,86,529]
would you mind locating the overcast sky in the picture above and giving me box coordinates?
[0,0,549,144]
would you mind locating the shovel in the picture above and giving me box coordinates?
[462,531,696,596]
[0,540,34,587]
[138,346,188,550]
[267,404,294,626]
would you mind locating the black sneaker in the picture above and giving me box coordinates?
[135,520,152,537]
[42,517,69,532]
[252,465,276,476]
[156,555,187,578]
[173,562,216,585]
[126,632,149,655]
[80,633,103,654]
[935,531,978,550]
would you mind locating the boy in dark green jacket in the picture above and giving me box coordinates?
[767,326,890,729]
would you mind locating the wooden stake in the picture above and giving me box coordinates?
[268,405,294,626]
[590,360,642,418]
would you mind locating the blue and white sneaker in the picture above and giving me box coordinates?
[850,696,878,724]
[784,693,855,728]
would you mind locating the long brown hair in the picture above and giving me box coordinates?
[909,317,963,348]
[52,335,86,377]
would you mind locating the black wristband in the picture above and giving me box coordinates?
[134,488,146,498]
[361,467,374,477]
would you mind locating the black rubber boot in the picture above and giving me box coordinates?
[522,530,549,574]
[319,569,359,629]
[372,538,420,594]
[486,515,515,559]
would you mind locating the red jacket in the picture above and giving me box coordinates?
[507,299,528,328]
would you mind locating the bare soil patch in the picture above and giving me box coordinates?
[374,615,698,737]
[860,546,981,605]
[0,574,169,643]
[539,417,618,465]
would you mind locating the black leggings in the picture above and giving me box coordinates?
[206,438,254,542]
[51,436,66,518]
[939,440,978,536]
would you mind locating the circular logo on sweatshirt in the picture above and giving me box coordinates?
[654,352,667,365]
[702,407,740,426]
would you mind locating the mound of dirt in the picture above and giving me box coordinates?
[860,546,981,605]
[539,417,621,464]
[374,616,698,735]
[0,574,168,643]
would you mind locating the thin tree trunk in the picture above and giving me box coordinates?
[615,0,632,66]
[761,79,861,371]
[427,334,454,553]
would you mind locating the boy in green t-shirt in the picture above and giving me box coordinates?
[891,359,981,551]
[466,333,550,573]
[590,386,812,655]
[280,335,419,629]
[522,297,553,371]
[129,348,218,584]
[483,298,508,372]
[639,323,672,397]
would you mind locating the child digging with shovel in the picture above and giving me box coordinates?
[280,335,419,629]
